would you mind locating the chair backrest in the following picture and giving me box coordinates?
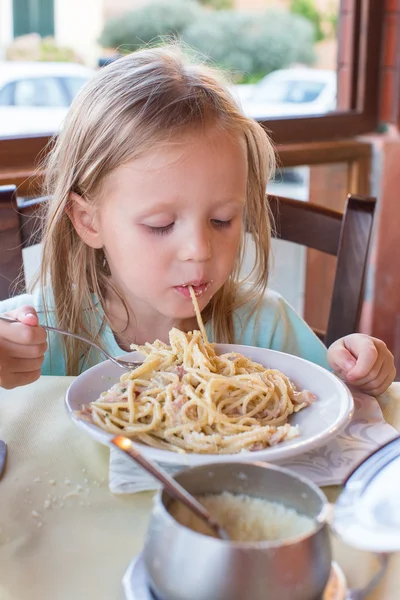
[0,184,44,299]
[0,185,375,346]
[269,194,376,346]
[0,185,22,298]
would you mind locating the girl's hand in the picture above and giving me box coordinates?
[0,306,47,389]
[327,333,396,396]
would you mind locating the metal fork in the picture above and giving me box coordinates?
[0,314,143,370]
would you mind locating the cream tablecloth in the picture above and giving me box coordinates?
[0,377,400,600]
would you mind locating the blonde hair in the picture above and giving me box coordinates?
[38,45,275,375]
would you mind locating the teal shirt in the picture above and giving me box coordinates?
[0,287,330,374]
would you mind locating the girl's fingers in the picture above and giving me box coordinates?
[2,339,48,359]
[6,357,45,373]
[0,369,42,390]
[363,368,396,397]
[344,338,378,380]
[328,343,357,374]
[347,356,384,386]
[0,318,47,346]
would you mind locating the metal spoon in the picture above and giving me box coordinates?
[111,435,230,541]
[0,314,142,371]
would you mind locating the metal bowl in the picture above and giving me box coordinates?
[143,462,331,600]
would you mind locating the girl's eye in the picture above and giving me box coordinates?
[146,223,174,236]
[211,219,232,229]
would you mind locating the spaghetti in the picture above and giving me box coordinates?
[79,287,315,453]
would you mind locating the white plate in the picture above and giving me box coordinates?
[65,344,354,465]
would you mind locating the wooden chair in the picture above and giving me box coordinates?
[0,185,44,300]
[0,185,375,346]
[269,194,376,346]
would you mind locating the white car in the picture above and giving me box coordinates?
[0,61,95,138]
[232,68,337,120]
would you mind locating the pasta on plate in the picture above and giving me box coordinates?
[78,288,315,454]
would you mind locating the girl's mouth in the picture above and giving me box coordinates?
[174,281,212,298]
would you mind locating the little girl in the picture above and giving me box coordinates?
[0,46,395,394]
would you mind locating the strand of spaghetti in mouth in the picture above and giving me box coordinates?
[189,285,209,344]
[78,286,315,453]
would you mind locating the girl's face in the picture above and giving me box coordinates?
[77,126,248,327]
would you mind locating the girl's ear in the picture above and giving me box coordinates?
[67,192,103,249]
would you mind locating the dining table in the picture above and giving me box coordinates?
[1,376,400,600]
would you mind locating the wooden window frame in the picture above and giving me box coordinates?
[0,0,383,176]
[259,0,383,145]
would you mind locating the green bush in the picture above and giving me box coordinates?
[182,12,256,78]
[326,9,338,38]
[182,10,316,80]
[99,2,316,81]
[290,0,324,42]
[199,0,234,8]
[99,0,201,51]
[7,33,81,62]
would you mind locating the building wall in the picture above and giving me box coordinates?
[54,0,104,66]
[0,0,103,65]
[0,0,13,59]
[363,0,400,372]
[103,0,150,20]
[234,0,338,10]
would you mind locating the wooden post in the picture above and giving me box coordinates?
[305,163,349,333]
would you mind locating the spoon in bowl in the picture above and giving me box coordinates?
[111,435,229,541]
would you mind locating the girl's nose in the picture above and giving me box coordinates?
[178,226,212,262]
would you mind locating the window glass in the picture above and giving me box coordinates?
[14,77,67,107]
[0,82,14,106]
